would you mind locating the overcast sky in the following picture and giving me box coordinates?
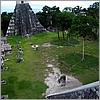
[1,1,99,14]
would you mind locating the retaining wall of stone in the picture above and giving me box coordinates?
[46,81,99,99]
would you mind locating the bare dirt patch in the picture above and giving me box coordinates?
[45,63,82,96]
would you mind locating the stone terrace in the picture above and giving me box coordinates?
[46,81,99,99]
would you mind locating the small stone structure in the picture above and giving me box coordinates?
[1,44,12,55]
[31,45,39,50]
[1,44,12,51]
[1,37,7,44]
[46,81,99,99]
[1,37,12,55]
[1,95,8,99]
[1,80,6,85]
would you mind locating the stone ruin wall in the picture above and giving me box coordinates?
[46,81,99,99]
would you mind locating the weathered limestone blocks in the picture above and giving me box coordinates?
[46,81,99,99]
[6,1,45,37]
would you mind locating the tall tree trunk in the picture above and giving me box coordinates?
[68,38,69,41]
[62,31,65,40]
[82,38,85,60]
[57,29,60,39]
[97,27,99,38]
[67,34,70,41]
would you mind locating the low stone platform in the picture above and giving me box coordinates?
[46,81,99,99]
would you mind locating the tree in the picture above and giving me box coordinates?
[62,7,72,12]
[50,6,60,29]
[72,6,82,15]
[36,6,51,28]
[56,12,74,39]
[42,5,51,13]
[1,12,13,36]
[36,5,60,30]
[87,2,99,19]
[36,11,50,28]
[87,15,99,39]
[71,14,92,60]
[87,2,99,38]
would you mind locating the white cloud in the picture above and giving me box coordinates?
[1,1,98,13]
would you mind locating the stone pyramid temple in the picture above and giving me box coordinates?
[6,1,45,37]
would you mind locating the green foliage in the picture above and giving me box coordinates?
[1,12,13,36]
[62,7,72,12]
[56,12,74,30]
[36,5,60,28]
[87,2,99,20]
[73,6,82,14]
[71,15,91,37]
[56,12,74,39]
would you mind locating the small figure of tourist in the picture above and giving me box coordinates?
[58,74,67,86]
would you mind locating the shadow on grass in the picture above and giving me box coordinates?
[1,76,18,98]
[32,32,48,37]
[58,53,99,84]
[1,80,48,99]
[51,38,79,46]
[18,80,32,90]
[58,53,99,72]
[1,84,16,98]
[8,76,18,84]
[17,80,48,99]
[31,81,48,98]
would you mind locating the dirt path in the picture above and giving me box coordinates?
[41,43,82,96]
[45,63,82,96]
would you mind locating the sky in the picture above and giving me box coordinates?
[1,1,99,14]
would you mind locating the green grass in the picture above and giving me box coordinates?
[1,32,99,98]
[58,53,99,84]
[51,38,79,46]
